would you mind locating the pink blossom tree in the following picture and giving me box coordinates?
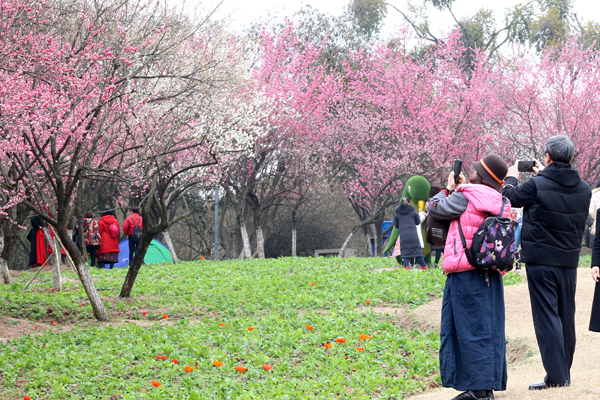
[497,40,600,183]
[0,0,258,312]
[310,33,506,256]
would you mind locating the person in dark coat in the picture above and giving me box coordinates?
[502,135,592,390]
[429,154,510,400]
[27,215,48,268]
[383,197,427,270]
[590,208,600,332]
[428,186,445,268]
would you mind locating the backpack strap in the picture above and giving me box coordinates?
[457,218,468,250]
[497,197,508,217]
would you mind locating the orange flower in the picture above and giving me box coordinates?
[359,334,372,341]
[143,311,147,315]
[310,282,315,286]
[24,397,31,400]
[185,366,194,372]
[219,323,226,326]
[248,327,254,331]
[306,325,313,330]
[262,363,272,371]
[366,300,371,305]
[160,356,167,360]
[52,321,57,326]
[324,343,333,349]
[33,326,38,330]
[172,359,178,364]
[151,381,161,387]
[213,360,223,367]
[335,338,346,343]
[200,256,205,260]
[162,314,168,319]
[356,347,365,351]
[235,366,247,373]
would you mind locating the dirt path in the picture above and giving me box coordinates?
[408,267,600,400]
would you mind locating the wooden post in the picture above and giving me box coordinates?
[338,232,353,258]
[240,225,252,260]
[163,230,178,264]
[256,226,265,259]
[43,227,61,291]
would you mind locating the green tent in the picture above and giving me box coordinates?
[113,238,174,268]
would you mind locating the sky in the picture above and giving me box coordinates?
[200,0,600,39]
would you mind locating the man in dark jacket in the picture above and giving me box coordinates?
[502,135,591,391]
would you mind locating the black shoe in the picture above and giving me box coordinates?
[451,391,494,400]
[529,380,569,390]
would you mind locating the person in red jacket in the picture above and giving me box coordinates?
[123,207,143,266]
[97,209,121,269]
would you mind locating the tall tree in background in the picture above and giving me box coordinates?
[387,0,600,67]
[497,39,600,183]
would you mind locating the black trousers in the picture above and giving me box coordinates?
[526,264,577,385]
[86,245,100,267]
[128,237,139,265]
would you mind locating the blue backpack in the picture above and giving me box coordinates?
[458,198,516,272]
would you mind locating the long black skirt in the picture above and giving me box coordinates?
[591,280,600,332]
[440,269,507,391]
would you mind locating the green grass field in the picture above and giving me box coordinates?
[0,258,522,399]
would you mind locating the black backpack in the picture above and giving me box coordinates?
[458,198,516,272]
[130,217,142,244]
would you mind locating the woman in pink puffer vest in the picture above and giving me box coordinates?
[428,155,510,400]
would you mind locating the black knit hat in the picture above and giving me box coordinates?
[472,155,508,191]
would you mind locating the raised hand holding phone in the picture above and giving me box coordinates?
[532,159,544,176]
[453,160,463,184]
[517,160,535,172]
[447,171,466,191]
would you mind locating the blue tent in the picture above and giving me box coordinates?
[371,220,393,256]
[109,238,174,268]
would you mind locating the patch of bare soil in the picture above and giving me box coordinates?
[0,316,74,343]
[407,268,600,400]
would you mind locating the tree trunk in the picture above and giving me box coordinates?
[162,230,178,264]
[364,228,374,257]
[43,228,61,291]
[375,219,384,258]
[0,259,9,284]
[0,234,8,284]
[54,228,108,321]
[78,261,108,320]
[338,232,353,258]
[291,209,297,257]
[256,226,265,259]
[120,233,154,298]
[240,225,252,259]
[292,229,297,257]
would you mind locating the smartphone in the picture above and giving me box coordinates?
[453,160,463,184]
[518,160,536,173]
